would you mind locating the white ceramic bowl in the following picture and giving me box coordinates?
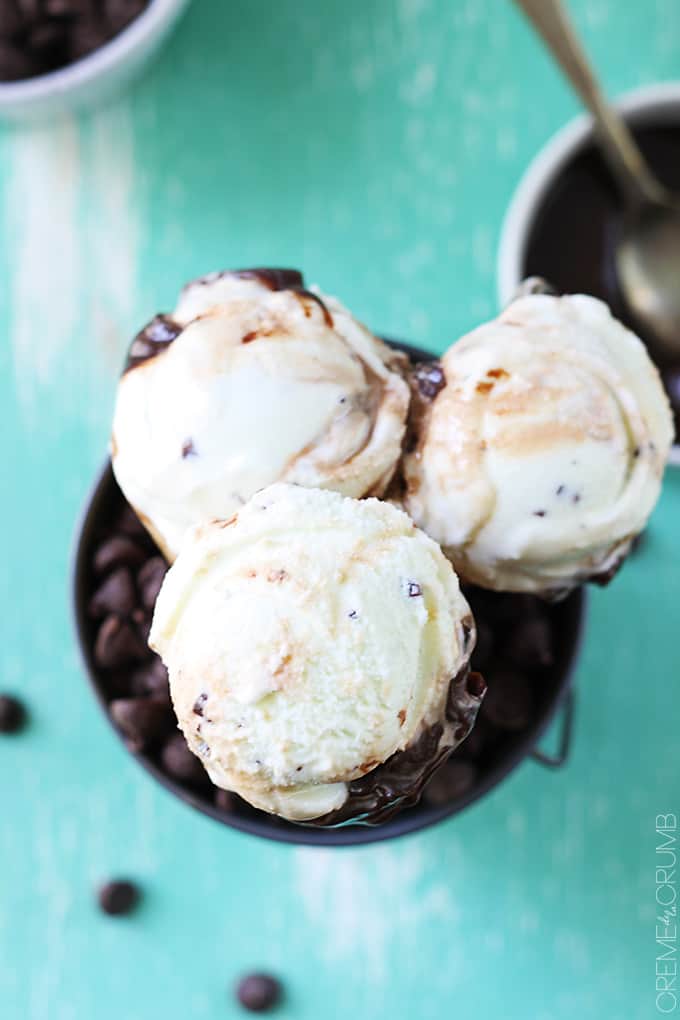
[0,0,191,120]
[497,81,680,465]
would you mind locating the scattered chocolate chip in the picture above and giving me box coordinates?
[95,615,149,669]
[215,788,236,812]
[109,697,174,749]
[533,510,546,518]
[236,973,282,1013]
[137,556,166,611]
[88,566,136,618]
[504,616,554,670]
[97,879,140,916]
[181,438,196,459]
[161,733,210,785]
[130,658,170,699]
[348,609,358,619]
[483,670,533,731]
[407,581,422,597]
[422,760,478,807]
[0,694,28,734]
[193,692,207,717]
[94,536,146,575]
[556,484,565,496]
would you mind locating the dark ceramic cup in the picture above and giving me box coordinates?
[72,340,586,846]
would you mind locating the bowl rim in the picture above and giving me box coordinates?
[0,0,190,109]
[71,339,588,847]
[497,81,680,307]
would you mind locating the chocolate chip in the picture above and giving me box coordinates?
[97,879,140,916]
[215,788,236,812]
[193,692,207,717]
[109,696,174,750]
[93,535,146,575]
[412,361,446,400]
[0,694,28,734]
[161,733,209,785]
[131,607,152,644]
[459,715,498,760]
[422,760,478,807]
[130,658,170,699]
[503,616,554,670]
[236,974,282,1013]
[181,438,196,459]
[512,276,557,299]
[88,566,136,618]
[407,581,422,597]
[533,509,546,518]
[116,504,148,539]
[0,40,42,81]
[137,556,166,611]
[483,670,533,731]
[94,615,149,669]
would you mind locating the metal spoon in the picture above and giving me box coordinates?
[515,0,680,365]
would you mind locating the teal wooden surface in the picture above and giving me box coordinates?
[1,2,679,1017]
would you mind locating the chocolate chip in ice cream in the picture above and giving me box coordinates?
[236,973,283,1013]
[0,694,28,734]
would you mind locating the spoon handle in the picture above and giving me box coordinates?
[514,0,665,205]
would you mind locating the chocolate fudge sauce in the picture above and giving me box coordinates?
[123,269,335,376]
[522,122,680,434]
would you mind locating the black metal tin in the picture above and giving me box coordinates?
[71,340,587,846]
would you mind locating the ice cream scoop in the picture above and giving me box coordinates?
[403,293,674,596]
[112,269,409,561]
[149,484,484,825]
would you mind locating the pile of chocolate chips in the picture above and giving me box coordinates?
[0,0,149,82]
[421,585,558,809]
[84,483,568,830]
